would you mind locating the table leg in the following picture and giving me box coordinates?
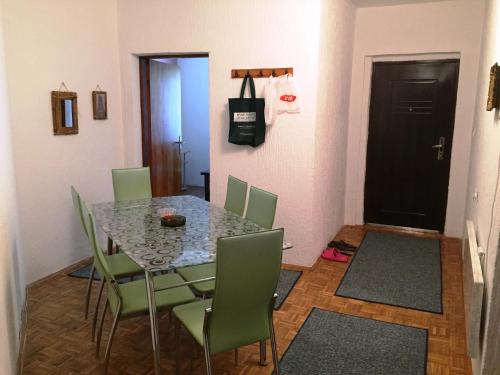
[107,237,113,255]
[145,270,161,374]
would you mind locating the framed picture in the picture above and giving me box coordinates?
[487,63,499,111]
[92,91,107,119]
[51,91,78,135]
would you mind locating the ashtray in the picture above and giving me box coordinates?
[161,215,186,227]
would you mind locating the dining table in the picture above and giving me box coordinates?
[92,194,291,374]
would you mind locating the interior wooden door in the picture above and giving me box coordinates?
[140,59,182,197]
[364,60,459,232]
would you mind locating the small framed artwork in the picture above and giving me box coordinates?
[92,91,107,119]
[51,91,78,135]
[487,63,499,111]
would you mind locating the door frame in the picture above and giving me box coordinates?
[138,53,209,194]
[350,52,461,232]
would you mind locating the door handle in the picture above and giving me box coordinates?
[431,136,445,160]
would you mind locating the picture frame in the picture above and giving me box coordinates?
[92,91,107,120]
[51,91,78,135]
[486,63,499,111]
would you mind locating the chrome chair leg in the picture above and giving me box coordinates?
[270,317,280,375]
[84,264,96,320]
[91,279,105,341]
[174,317,180,375]
[104,312,120,373]
[203,341,212,375]
[259,340,267,365]
[96,301,109,357]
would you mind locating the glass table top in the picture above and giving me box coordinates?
[92,195,266,272]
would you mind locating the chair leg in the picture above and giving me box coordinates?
[174,317,180,375]
[259,340,267,366]
[270,317,280,375]
[104,313,120,373]
[84,265,96,320]
[91,279,105,342]
[96,301,109,357]
[203,340,212,375]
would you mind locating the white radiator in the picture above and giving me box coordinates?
[462,220,485,358]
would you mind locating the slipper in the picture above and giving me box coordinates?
[321,248,349,263]
[327,240,357,253]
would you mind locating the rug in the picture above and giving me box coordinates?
[279,308,428,375]
[335,231,442,313]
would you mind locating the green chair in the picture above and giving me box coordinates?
[70,187,142,323]
[173,229,284,375]
[84,205,196,372]
[111,167,152,202]
[245,186,278,229]
[177,175,248,295]
[224,175,247,216]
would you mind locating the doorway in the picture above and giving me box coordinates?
[139,53,209,198]
[364,60,460,232]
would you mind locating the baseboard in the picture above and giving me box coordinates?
[17,289,28,375]
[27,256,93,289]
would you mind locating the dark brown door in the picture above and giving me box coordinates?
[364,60,459,232]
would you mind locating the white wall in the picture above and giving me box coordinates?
[0,1,25,373]
[179,58,209,187]
[116,0,356,267]
[312,0,356,259]
[2,0,125,284]
[466,0,500,373]
[344,0,485,237]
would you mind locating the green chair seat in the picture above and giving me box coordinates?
[173,298,212,346]
[115,273,196,315]
[105,253,143,278]
[176,263,215,294]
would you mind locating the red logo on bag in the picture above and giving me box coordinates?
[280,94,296,102]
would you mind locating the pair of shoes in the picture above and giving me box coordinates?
[327,240,357,254]
[321,248,349,263]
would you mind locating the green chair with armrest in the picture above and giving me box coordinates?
[111,167,152,202]
[173,229,284,375]
[84,205,196,373]
[70,186,143,322]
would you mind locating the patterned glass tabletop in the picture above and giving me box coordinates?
[92,195,266,272]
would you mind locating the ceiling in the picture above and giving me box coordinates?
[351,0,455,7]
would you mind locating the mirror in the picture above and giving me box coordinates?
[51,91,78,135]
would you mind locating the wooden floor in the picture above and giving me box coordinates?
[21,225,471,374]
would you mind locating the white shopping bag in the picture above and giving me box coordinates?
[275,75,301,114]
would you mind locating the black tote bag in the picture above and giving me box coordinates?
[228,74,265,147]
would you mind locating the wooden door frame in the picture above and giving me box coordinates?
[350,53,461,231]
[138,53,209,175]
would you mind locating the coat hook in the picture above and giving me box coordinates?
[259,69,263,77]
[246,69,250,76]
[272,69,276,77]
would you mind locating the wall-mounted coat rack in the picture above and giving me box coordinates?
[231,67,293,79]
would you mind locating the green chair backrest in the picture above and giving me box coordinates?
[208,229,284,354]
[245,186,278,229]
[224,175,247,216]
[112,167,152,202]
[70,186,87,237]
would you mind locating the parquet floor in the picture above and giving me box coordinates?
[21,225,471,374]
